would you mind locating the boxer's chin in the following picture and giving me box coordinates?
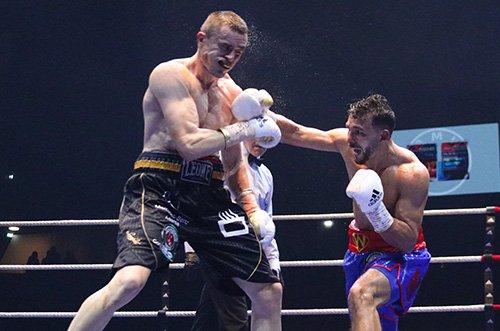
[354,152,368,165]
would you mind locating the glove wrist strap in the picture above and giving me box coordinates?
[218,122,254,149]
[236,188,254,203]
[366,203,393,233]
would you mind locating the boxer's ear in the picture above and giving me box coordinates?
[380,129,391,141]
[197,32,206,44]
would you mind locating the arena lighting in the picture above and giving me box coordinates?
[323,220,333,228]
[8,226,20,232]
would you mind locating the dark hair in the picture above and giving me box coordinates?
[200,11,248,38]
[347,94,396,133]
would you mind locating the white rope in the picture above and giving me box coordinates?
[408,304,485,313]
[0,264,114,270]
[0,304,487,318]
[274,213,355,221]
[0,264,165,271]
[0,219,119,226]
[0,207,495,227]
[429,256,483,263]
[0,256,484,271]
[273,207,492,221]
[279,256,483,267]
[423,208,492,216]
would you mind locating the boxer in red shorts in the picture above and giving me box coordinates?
[277,93,431,331]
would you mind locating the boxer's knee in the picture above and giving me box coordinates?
[107,266,150,307]
[256,282,282,313]
[348,282,376,311]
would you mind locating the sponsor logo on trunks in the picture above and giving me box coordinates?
[126,231,141,245]
[368,189,382,207]
[153,224,179,262]
[181,160,213,185]
[217,209,249,238]
[406,268,422,299]
[352,233,369,253]
[363,251,383,268]
[155,204,189,226]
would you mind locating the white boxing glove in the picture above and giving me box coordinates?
[219,114,281,149]
[248,209,276,246]
[232,88,274,121]
[250,115,281,148]
[346,169,393,233]
[257,89,274,110]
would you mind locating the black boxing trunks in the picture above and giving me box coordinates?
[113,151,278,291]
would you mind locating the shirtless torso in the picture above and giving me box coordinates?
[142,58,241,158]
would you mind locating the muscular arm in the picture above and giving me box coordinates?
[148,62,228,161]
[221,144,260,214]
[379,164,430,253]
[276,114,344,152]
[276,113,362,176]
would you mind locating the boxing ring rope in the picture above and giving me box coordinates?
[1,207,498,227]
[0,255,495,271]
[0,304,494,318]
[1,206,499,330]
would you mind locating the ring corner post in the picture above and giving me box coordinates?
[158,269,170,331]
[484,206,497,331]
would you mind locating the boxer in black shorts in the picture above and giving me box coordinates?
[69,12,282,330]
[114,151,278,291]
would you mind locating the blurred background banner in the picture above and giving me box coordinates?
[393,123,500,196]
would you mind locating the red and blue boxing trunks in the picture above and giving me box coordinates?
[344,220,431,330]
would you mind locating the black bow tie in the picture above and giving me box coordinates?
[248,154,264,166]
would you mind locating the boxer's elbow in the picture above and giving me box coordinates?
[398,237,418,254]
[383,230,417,254]
[175,139,203,162]
[177,149,197,162]
[176,143,205,162]
[176,135,220,162]
[400,243,416,254]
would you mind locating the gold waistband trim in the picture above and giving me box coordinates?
[134,159,224,181]
[135,159,182,172]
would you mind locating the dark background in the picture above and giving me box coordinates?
[1,1,499,330]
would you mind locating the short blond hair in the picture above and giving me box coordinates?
[200,11,248,38]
